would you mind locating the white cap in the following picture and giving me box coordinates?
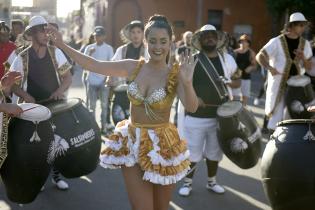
[289,12,307,23]
[192,24,218,50]
[199,24,217,32]
[25,16,48,32]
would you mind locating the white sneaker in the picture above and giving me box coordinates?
[206,182,225,194]
[253,98,260,106]
[178,182,192,196]
[52,179,69,191]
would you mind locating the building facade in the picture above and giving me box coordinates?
[0,0,11,23]
[100,0,273,51]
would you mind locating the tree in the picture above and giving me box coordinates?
[266,0,315,35]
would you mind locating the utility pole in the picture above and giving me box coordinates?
[196,0,203,28]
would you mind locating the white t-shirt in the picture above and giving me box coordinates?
[84,42,114,86]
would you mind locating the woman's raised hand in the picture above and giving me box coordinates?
[178,49,198,85]
[46,24,64,48]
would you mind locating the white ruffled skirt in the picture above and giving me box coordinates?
[100,120,190,185]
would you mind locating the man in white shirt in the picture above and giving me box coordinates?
[84,26,114,134]
[256,12,313,131]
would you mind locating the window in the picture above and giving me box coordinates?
[208,10,223,30]
[233,24,253,39]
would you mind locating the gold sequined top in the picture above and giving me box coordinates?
[127,60,179,121]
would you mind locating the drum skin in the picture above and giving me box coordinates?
[261,120,315,210]
[0,118,53,204]
[217,102,261,169]
[45,98,101,178]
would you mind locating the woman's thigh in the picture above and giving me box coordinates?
[153,184,176,210]
[121,165,154,210]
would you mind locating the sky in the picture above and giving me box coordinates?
[11,0,81,17]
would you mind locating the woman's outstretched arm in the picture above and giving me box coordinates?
[47,25,137,77]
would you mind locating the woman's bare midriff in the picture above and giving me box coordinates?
[130,104,171,124]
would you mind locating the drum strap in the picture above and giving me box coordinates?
[47,45,61,85]
[0,113,9,168]
[197,53,229,100]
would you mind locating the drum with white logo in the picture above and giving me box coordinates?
[216,101,261,169]
[44,98,101,178]
[261,119,315,210]
[286,75,315,119]
[0,103,53,203]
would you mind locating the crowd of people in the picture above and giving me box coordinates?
[0,10,314,210]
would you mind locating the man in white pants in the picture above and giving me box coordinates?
[84,26,114,134]
[178,25,237,196]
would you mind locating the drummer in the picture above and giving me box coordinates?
[8,16,72,190]
[0,71,23,168]
[109,20,148,123]
[256,12,313,132]
[178,25,238,196]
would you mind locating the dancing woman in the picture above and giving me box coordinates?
[48,14,198,210]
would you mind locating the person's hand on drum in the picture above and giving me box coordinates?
[0,71,22,90]
[46,24,64,48]
[0,103,23,117]
[178,49,198,85]
[23,94,36,103]
[49,89,65,100]
[307,106,315,112]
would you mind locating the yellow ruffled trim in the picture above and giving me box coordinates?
[101,133,129,157]
[137,124,190,176]
[101,121,190,176]
[166,63,179,95]
[154,124,187,159]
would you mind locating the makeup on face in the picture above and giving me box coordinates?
[146,28,170,61]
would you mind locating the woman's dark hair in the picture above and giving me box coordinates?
[144,14,173,39]
[129,22,144,31]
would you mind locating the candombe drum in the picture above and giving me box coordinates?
[261,119,315,210]
[43,98,101,178]
[112,83,130,125]
[216,101,261,169]
[0,103,53,204]
[285,75,315,119]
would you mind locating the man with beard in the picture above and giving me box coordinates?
[9,16,72,190]
[178,25,238,196]
[256,12,313,132]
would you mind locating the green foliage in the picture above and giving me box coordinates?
[266,0,315,19]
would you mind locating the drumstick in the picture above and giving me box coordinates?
[22,105,42,113]
[203,103,221,107]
